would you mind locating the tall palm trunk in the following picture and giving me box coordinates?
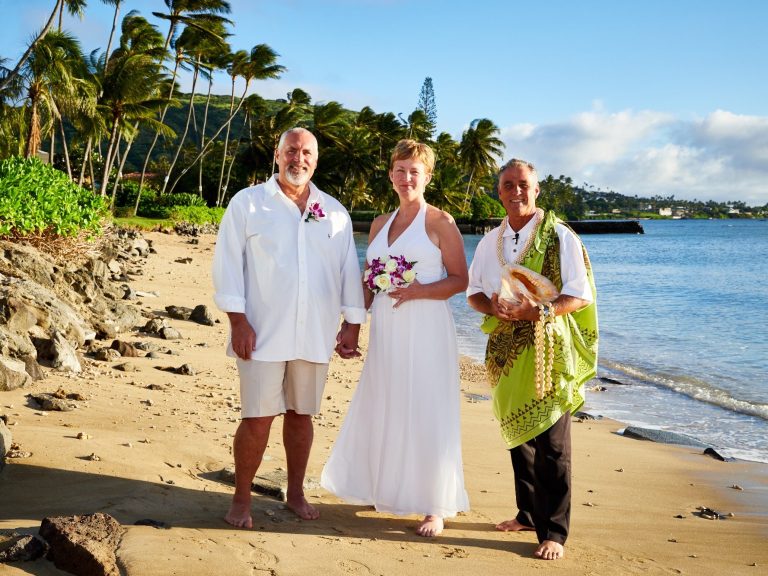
[134,59,181,214]
[58,117,72,178]
[462,168,476,214]
[198,76,214,198]
[216,76,237,203]
[160,60,200,195]
[110,130,136,209]
[99,122,121,196]
[168,83,252,199]
[221,110,250,204]
[78,136,92,187]
[24,97,41,158]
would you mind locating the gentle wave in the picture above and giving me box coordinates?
[600,359,768,421]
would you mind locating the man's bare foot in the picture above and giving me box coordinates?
[287,495,320,520]
[416,515,444,537]
[225,499,253,529]
[534,540,564,560]
[495,518,535,532]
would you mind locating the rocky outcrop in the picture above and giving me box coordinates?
[0,228,149,384]
[39,513,124,576]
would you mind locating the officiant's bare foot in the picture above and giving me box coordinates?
[225,498,253,529]
[534,540,564,560]
[287,495,320,520]
[416,515,444,537]
[495,518,534,532]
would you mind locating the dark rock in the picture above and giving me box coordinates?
[110,340,140,357]
[39,513,124,576]
[622,426,708,448]
[113,363,138,373]
[599,376,627,385]
[174,364,195,376]
[573,411,600,420]
[29,393,77,412]
[133,519,170,529]
[0,532,47,562]
[703,447,737,462]
[165,305,193,320]
[94,348,121,362]
[190,305,215,326]
[142,318,168,335]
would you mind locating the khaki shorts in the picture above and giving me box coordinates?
[236,359,329,418]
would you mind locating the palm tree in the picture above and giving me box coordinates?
[212,43,284,204]
[458,118,504,213]
[135,0,232,199]
[0,0,86,93]
[20,30,87,159]
[161,17,230,195]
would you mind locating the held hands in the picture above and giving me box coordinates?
[335,321,361,359]
[492,293,539,322]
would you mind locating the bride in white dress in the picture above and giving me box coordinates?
[321,139,470,537]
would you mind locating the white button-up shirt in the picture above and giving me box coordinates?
[212,175,366,362]
[468,217,593,302]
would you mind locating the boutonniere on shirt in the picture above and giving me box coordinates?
[305,202,326,222]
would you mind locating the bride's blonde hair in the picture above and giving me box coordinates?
[390,139,435,173]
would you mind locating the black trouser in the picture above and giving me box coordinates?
[509,411,571,545]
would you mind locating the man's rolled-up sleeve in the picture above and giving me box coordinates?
[212,199,248,313]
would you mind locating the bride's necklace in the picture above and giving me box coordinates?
[496,209,543,267]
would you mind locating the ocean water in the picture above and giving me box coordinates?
[355,219,768,463]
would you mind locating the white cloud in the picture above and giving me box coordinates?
[499,109,768,206]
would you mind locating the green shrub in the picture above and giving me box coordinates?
[168,205,224,225]
[471,193,505,220]
[0,156,108,238]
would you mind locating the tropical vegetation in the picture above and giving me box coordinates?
[0,1,764,243]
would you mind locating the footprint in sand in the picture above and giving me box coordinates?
[336,558,374,575]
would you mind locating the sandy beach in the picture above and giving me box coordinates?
[2,230,766,576]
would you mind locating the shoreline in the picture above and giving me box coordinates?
[1,230,766,575]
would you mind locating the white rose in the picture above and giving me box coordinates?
[374,274,391,292]
[402,269,416,284]
[384,258,398,273]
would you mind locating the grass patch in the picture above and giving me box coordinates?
[113,216,174,230]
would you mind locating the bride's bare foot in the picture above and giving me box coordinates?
[534,540,564,560]
[225,498,253,529]
[416,515,444,537]
[495,518,534,532]
[287,494,320,520]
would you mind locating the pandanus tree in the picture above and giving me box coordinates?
[458,118,504,213]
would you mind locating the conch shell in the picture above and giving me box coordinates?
[499,264,559,305]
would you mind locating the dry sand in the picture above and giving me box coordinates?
[1,230,766,576]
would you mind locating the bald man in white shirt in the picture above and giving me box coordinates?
[213,127,366,528]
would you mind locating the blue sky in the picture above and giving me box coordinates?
[4,0,768,204]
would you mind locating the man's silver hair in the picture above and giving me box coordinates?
[276,127,317,152]
[499,158,537,179]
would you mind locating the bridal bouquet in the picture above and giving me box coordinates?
[364,255,417,294]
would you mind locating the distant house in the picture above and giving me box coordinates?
[659,207,672,217]
[728,207,740,215]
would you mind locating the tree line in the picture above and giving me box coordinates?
[0,1,507,221]
[2,2,763,224]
